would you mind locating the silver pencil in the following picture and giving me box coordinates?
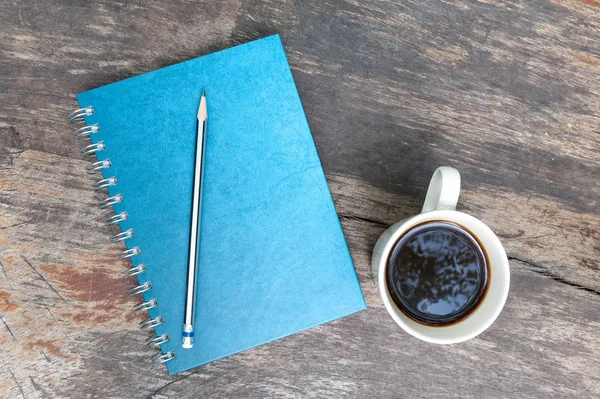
[183,90,208,349]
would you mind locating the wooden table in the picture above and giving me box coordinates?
[1,1,598,397]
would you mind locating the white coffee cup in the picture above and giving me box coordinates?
[371,167,509,344]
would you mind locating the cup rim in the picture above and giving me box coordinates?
[377,210,510,344]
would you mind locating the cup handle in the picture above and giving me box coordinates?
[421,167,461,213]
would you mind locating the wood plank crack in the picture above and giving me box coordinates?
[39,350,50,363]
[8,370,25,399]
[20,254,68,303]
[45,306,74,346]
[0,222,28,230]
[143,371,203,399]
[1,316,17,341]
[337,211,600,296]
[509,256,600,295]
[0,259,8,279]
[29,376,50,398]
[338,214,389,228]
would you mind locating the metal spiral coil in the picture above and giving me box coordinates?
[146,334,170,346]
[134,299,158,311]
[105,211,128,225]
[80,141,105,157]
[118,246,140,260]
[151,351,175,364]
[93,176,117,191]
[128,281,152,296]
[100,194,123,209]
[74,123,100,140]
[124,264,146,277]
[140,316,164,330]
[112,228,134,242]
[68,106,94,123]
[87,159,111,174]
[70,106,174,363]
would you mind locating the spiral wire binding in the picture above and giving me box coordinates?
[112,228,134,242]
[69,106,175,364]
[135,298,158,311]
[140,316,164,329]
[118,247,141,260]
[93,176,118,191]
[151,351,176,364]
[74,123,100,140]
[124,264,146,277]
[147,333,170,346]
[128,281,152,296]
[100,194,123,209]
[80,142,106,157]
[87,159,111,174]
[68,106,94,123]
[105,212,129,225]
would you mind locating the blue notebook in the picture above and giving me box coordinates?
[74,35,366,374]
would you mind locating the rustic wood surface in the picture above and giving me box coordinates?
[1,0,599,398]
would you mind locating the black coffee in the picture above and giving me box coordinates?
[386,221,488,326]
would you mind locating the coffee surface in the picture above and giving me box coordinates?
[386,222,488,326]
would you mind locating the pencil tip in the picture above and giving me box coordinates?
[201,89,205,97]
[198,90,207,121]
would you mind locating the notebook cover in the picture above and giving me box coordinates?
[77,35,366,375]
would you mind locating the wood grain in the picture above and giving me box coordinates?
[1,0,599,397]
[0,150,598,398]
[330,174,600,294]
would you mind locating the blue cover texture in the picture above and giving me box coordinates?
[77,35,366,374]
